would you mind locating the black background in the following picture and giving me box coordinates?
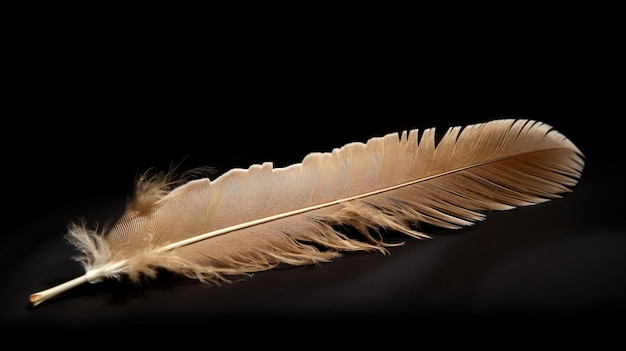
[1,12,623,343]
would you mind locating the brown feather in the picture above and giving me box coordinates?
[29,118,584,306]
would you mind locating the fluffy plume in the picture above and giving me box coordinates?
[29,119,585,307]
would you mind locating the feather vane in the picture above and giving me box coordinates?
[29,118,585,306]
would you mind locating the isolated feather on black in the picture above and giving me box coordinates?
[29,119,585,307]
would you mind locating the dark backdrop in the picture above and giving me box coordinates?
[1,18,622,343]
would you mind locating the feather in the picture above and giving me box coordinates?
[29,118,585,307]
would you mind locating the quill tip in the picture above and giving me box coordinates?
[29,293,43,307]
[28,275,89,307]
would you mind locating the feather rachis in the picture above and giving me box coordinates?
[29,118,585,306]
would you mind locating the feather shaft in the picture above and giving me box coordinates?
[29,275,88,307]
[166,148,577,249]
